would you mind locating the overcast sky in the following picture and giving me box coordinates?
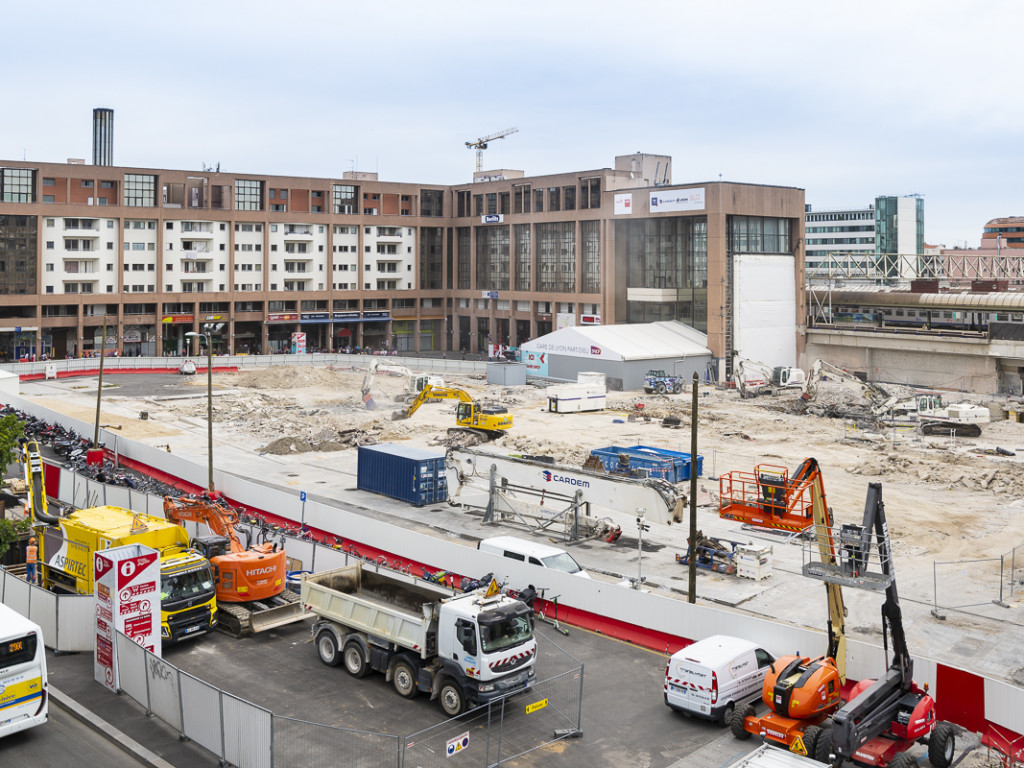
[3,1,1018,248]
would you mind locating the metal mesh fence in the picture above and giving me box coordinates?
[403,633,583,768]
[932,557,1007,616]
[273,716,401,768]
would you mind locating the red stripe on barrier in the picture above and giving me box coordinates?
[42,462,61,502]
[19,366,239,381]
[937,663,986,732]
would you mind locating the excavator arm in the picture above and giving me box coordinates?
[163,495,245,553]
[399,384,474,419]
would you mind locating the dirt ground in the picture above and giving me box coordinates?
[33,364,1024,568]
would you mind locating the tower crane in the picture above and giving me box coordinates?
[465,127,518,173]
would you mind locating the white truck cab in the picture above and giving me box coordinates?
[664,634,774,725]
[478,536,590,578]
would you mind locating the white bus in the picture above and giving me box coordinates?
[0,603,48,737]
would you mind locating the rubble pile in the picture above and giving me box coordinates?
[849,450,1024,497]
[261,427,381,455]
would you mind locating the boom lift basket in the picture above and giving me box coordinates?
[719,464,815,532]
[801,521,894,590]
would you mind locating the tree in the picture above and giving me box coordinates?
[0,517,31,561]
[0,414,25,477]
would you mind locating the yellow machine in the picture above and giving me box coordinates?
[395,385,513,440]
[36,505,218,643]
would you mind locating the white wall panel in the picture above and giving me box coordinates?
[986,678,1024,732]
[734,254,797,368]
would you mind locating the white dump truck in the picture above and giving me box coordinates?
[301,563,537,717]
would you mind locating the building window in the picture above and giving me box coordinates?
[534,189,544,213]
[1,168,36,203]
[332,184,357,214]
[420,189,444,217]
[563,185,576,211]
[513,184,531,214]
[548,187,560,212]
[123,173,157,207]
[235,179,264,211]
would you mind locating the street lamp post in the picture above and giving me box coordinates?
[185,323,223,492]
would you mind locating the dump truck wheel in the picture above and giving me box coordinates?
[730,703,753,739]
[316,632,340,667]
[392,660,418,699]
[929,722,956,768]
[439,680,465,717]
[343,640,369,678]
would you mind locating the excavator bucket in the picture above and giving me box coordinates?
[247,597,309,634]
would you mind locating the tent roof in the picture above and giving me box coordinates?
[520,321,711,362]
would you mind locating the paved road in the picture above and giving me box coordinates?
[2,694,159,768]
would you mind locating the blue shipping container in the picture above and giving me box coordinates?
[357,444,448,506]
[589,444,703,482]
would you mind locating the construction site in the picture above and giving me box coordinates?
[6,355,1024,768]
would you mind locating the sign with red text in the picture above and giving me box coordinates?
[94,544,161,691]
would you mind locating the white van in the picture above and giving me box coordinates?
[477,536,591,578]
[664,634,773,725]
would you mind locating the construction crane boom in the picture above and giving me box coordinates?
[465,127,518,172]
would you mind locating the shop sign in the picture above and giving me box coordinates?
[362,311,391,319]
[581,315,601,325]
[333,311,360,320]
[267,313,299,322]
[162,315,194,324]
[123,330,143,343]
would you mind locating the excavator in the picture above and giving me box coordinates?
[393,384,513,441]
[162,494,306,637]
[813,483,955,768]
[731,458,847,758]
[801,359,988,437]
[733,355,807,398]
[360,358,444,410]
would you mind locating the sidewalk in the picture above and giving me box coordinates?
[47,649,219,768]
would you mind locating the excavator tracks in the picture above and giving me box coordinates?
[920,421,982,438]
[216,590,306,638]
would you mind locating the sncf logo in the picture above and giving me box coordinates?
[590,346,601,355]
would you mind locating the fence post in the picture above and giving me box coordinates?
[177,668,186,741]
[219,689,227,767]
[930,561,944,620]
[995,555,1010,608]
[144,648,152,716]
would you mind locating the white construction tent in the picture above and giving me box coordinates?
[519,321,712,391]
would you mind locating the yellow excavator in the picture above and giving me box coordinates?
[392,384,513,440]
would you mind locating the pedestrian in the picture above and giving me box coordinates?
[26,537,38,585]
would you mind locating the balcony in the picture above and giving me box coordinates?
[283,226,314,240]
[181,249,213,260]
[179,230,214,240]
[63,219,100,233]
[62,231,100,240]
[61,250,100,260]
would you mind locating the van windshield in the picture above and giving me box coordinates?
[541,552,583,574]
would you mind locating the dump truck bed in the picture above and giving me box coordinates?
[301,565,453,658]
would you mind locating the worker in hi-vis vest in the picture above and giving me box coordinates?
[26,536,37,585]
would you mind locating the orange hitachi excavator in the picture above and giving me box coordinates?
[163,493,306,637]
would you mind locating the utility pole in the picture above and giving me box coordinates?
[93,315,108,447]
[688,371,699,603]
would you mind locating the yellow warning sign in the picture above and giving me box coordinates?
[792,735,807,755]
[484,578,500,597]
[526,699,549,714]
[130,514,148,534]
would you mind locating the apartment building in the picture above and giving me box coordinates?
[0,155,805,364]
